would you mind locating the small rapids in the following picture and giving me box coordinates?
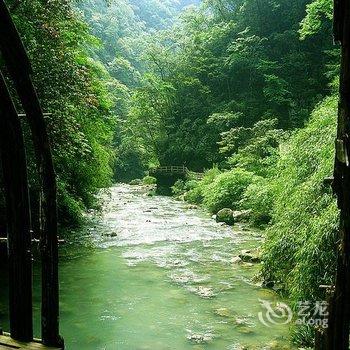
[0,184,294,350]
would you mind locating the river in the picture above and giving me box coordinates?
[0,184,294,349]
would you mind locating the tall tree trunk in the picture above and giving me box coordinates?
[0,71,33,342]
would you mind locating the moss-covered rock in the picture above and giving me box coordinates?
[232,210,252,222]
[239,249,261,263]
[216,208,235,225]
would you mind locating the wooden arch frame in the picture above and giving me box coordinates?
[0,1,63,348]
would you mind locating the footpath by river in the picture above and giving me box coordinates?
[0,184,295,349]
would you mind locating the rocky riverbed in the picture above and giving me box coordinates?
[0,184,295,349]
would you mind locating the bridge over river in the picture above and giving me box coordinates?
[149,166,203,191]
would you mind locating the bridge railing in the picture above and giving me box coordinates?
[149,166,205,180]
[149,165,189,174]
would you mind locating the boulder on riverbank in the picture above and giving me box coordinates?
[239,249,261,263]
[216,208,235,225]
[232,209,252,222]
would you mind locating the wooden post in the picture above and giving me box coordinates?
[0,71,33,342]
[324,1,350,348]
[0,1,63,347]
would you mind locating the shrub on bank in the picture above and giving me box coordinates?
[183,167,262,216]
[262,96,339,346]
[172,179,199,197]
[185,167,221,204]
[203,168,259,213]
[143,176,157,185]
[57,183,85,227]
[241,177,273,227]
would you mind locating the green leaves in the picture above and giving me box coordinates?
[217,118,285,176]
[263,96,339,343]
[203,168,258,213]
[299,0,333,39]
[7,0,119,224]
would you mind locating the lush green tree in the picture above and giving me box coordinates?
[1,0,118,226]
[124,0,335,172]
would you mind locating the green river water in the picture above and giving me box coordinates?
[0,184,294,349]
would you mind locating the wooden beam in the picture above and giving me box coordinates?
[0,333,62,350]
[0,70,33,341]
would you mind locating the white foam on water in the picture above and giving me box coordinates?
[90,184,236,249]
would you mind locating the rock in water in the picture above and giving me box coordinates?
[190,286,216,298]
[230,344,248,350]
[239,249,261,263]
[237,326,254,335]
[231,256,243,264]
[214,307,232,318]
[187,332,213,344]
[216,208,235,225]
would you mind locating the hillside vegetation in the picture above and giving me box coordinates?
[0,0,341,345]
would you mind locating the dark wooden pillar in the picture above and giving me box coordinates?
[325,0,350,348]
[0,1,63,347]
[0,71,33,342]
[19,78,62,348]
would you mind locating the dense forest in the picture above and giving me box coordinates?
[0,0,342,347]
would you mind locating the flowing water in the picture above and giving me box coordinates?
[0,184,294,349]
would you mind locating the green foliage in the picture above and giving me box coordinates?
[185,180,200,191]
[263,97,339,342]
[185,167,259,214]
[299,0,333,39]
[184,186,203,204]
[185,167,221,203]
[114,138,149,182]
[241,178,273,226]
[142,176,157,185]
[57,183,85,227]
[172,179,199,196]
[203,168,258,213]
[4,0,118,226]
[291,324,315,347]
[172,179,186,196]
[123,0,335,172]
[220,119,286,176]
